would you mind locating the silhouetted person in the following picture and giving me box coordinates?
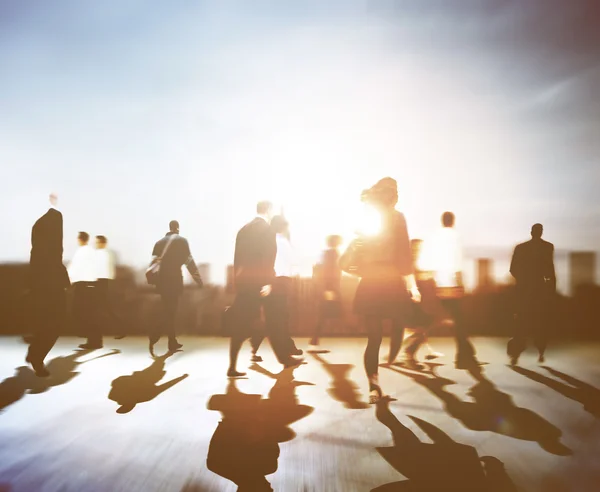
[206,368,313,491]
[94,235,121,339]
[252,215,302,362]
[69,231,101,349]
[392,238,445,369]
[418,212,478,369]
[108,352,187,413]
[309,234,343,353]
[340,178,420,403]
[149,220,203,353]
[228,202,302,378]
[373,402,517,491]
[26,193,70,377]
[508,223,556,365]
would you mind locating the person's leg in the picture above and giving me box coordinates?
[443,299,477,367]
[404,329,426,360]
[228,290,259,376]
[164,292,181,350]
[364,316,384,402]
[310,308,324,347]
[28,288,64,376]
[532,296,549,363]
[507,295,529,365]
[388,320,405,364]
[264,286,296,365]
[86,282,103,347]
[278,279,300,355]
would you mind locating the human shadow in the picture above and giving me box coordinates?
[309,353,369,409]
[108,350,187,414]
[511,365,600,418]
[372,400,518,491]
[0,348,120,411]
[206,366,314,491]
[385,364,571,456]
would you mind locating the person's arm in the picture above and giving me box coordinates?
[547,244,557,291]
[260,228,276,296]
[150,241,160,267]
[183,239,203,287]
[454,233,464,287]
[397,213,420,301]
[509,246,519,280]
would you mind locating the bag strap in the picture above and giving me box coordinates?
[158,234,177,261]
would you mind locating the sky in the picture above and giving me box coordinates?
[1,0,599,284]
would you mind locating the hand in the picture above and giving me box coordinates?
[410,287,421,303]
[260,285,272,297]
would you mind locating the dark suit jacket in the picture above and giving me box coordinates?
[233,218,276,290]
[29,208,70,290]
[152,233,201,293]
[510,238,556,292]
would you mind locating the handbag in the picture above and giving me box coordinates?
[145,234,177,285]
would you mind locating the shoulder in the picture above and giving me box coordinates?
[542,240,554,250]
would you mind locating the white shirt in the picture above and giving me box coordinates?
[418,227,463,287]
[68,245,97,283]
[274,234,294,278]
[95,248,116,280]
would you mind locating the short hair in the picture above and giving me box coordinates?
[441,211,455,227]
[326,235,343,248]
[270,215,288,234]
[78,231,90,242]
[169,220,179,233]
[531,223,543,238]
[95,235,107,244]
[256,201,272,215]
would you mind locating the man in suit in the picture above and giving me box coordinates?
[227,201,303,378]
[508,223,556,365]
[26,193,70,377]
[150,220,203,353]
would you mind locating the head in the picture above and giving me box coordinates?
[49,193,58,207]
[95,235,108,249]
[169,220,179,234]
[361,177,398,210]
[441,211,455,228]
[77,231,90,246]
[270,215,289,235]
[256,201,273,222]
[326,234,343,249]
[531,223,543,239]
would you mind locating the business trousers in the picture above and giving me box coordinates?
[159,290,180,341]
[27,288,66,364]
[73,282,98,343]
[440,298,477,365]
[95,278,120,338]
[508,287,552,359]
[251,277,298,356]
[229,285,290,371]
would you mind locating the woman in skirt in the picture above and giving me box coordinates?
[340,177,420,403]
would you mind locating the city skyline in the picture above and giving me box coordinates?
[1,1,599,285]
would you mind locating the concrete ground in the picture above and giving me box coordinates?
[0,336,599,491]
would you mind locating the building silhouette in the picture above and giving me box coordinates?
[570,252,596,295]
[476,258,494,291]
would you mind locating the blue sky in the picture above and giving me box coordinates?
[1,0,599,282]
